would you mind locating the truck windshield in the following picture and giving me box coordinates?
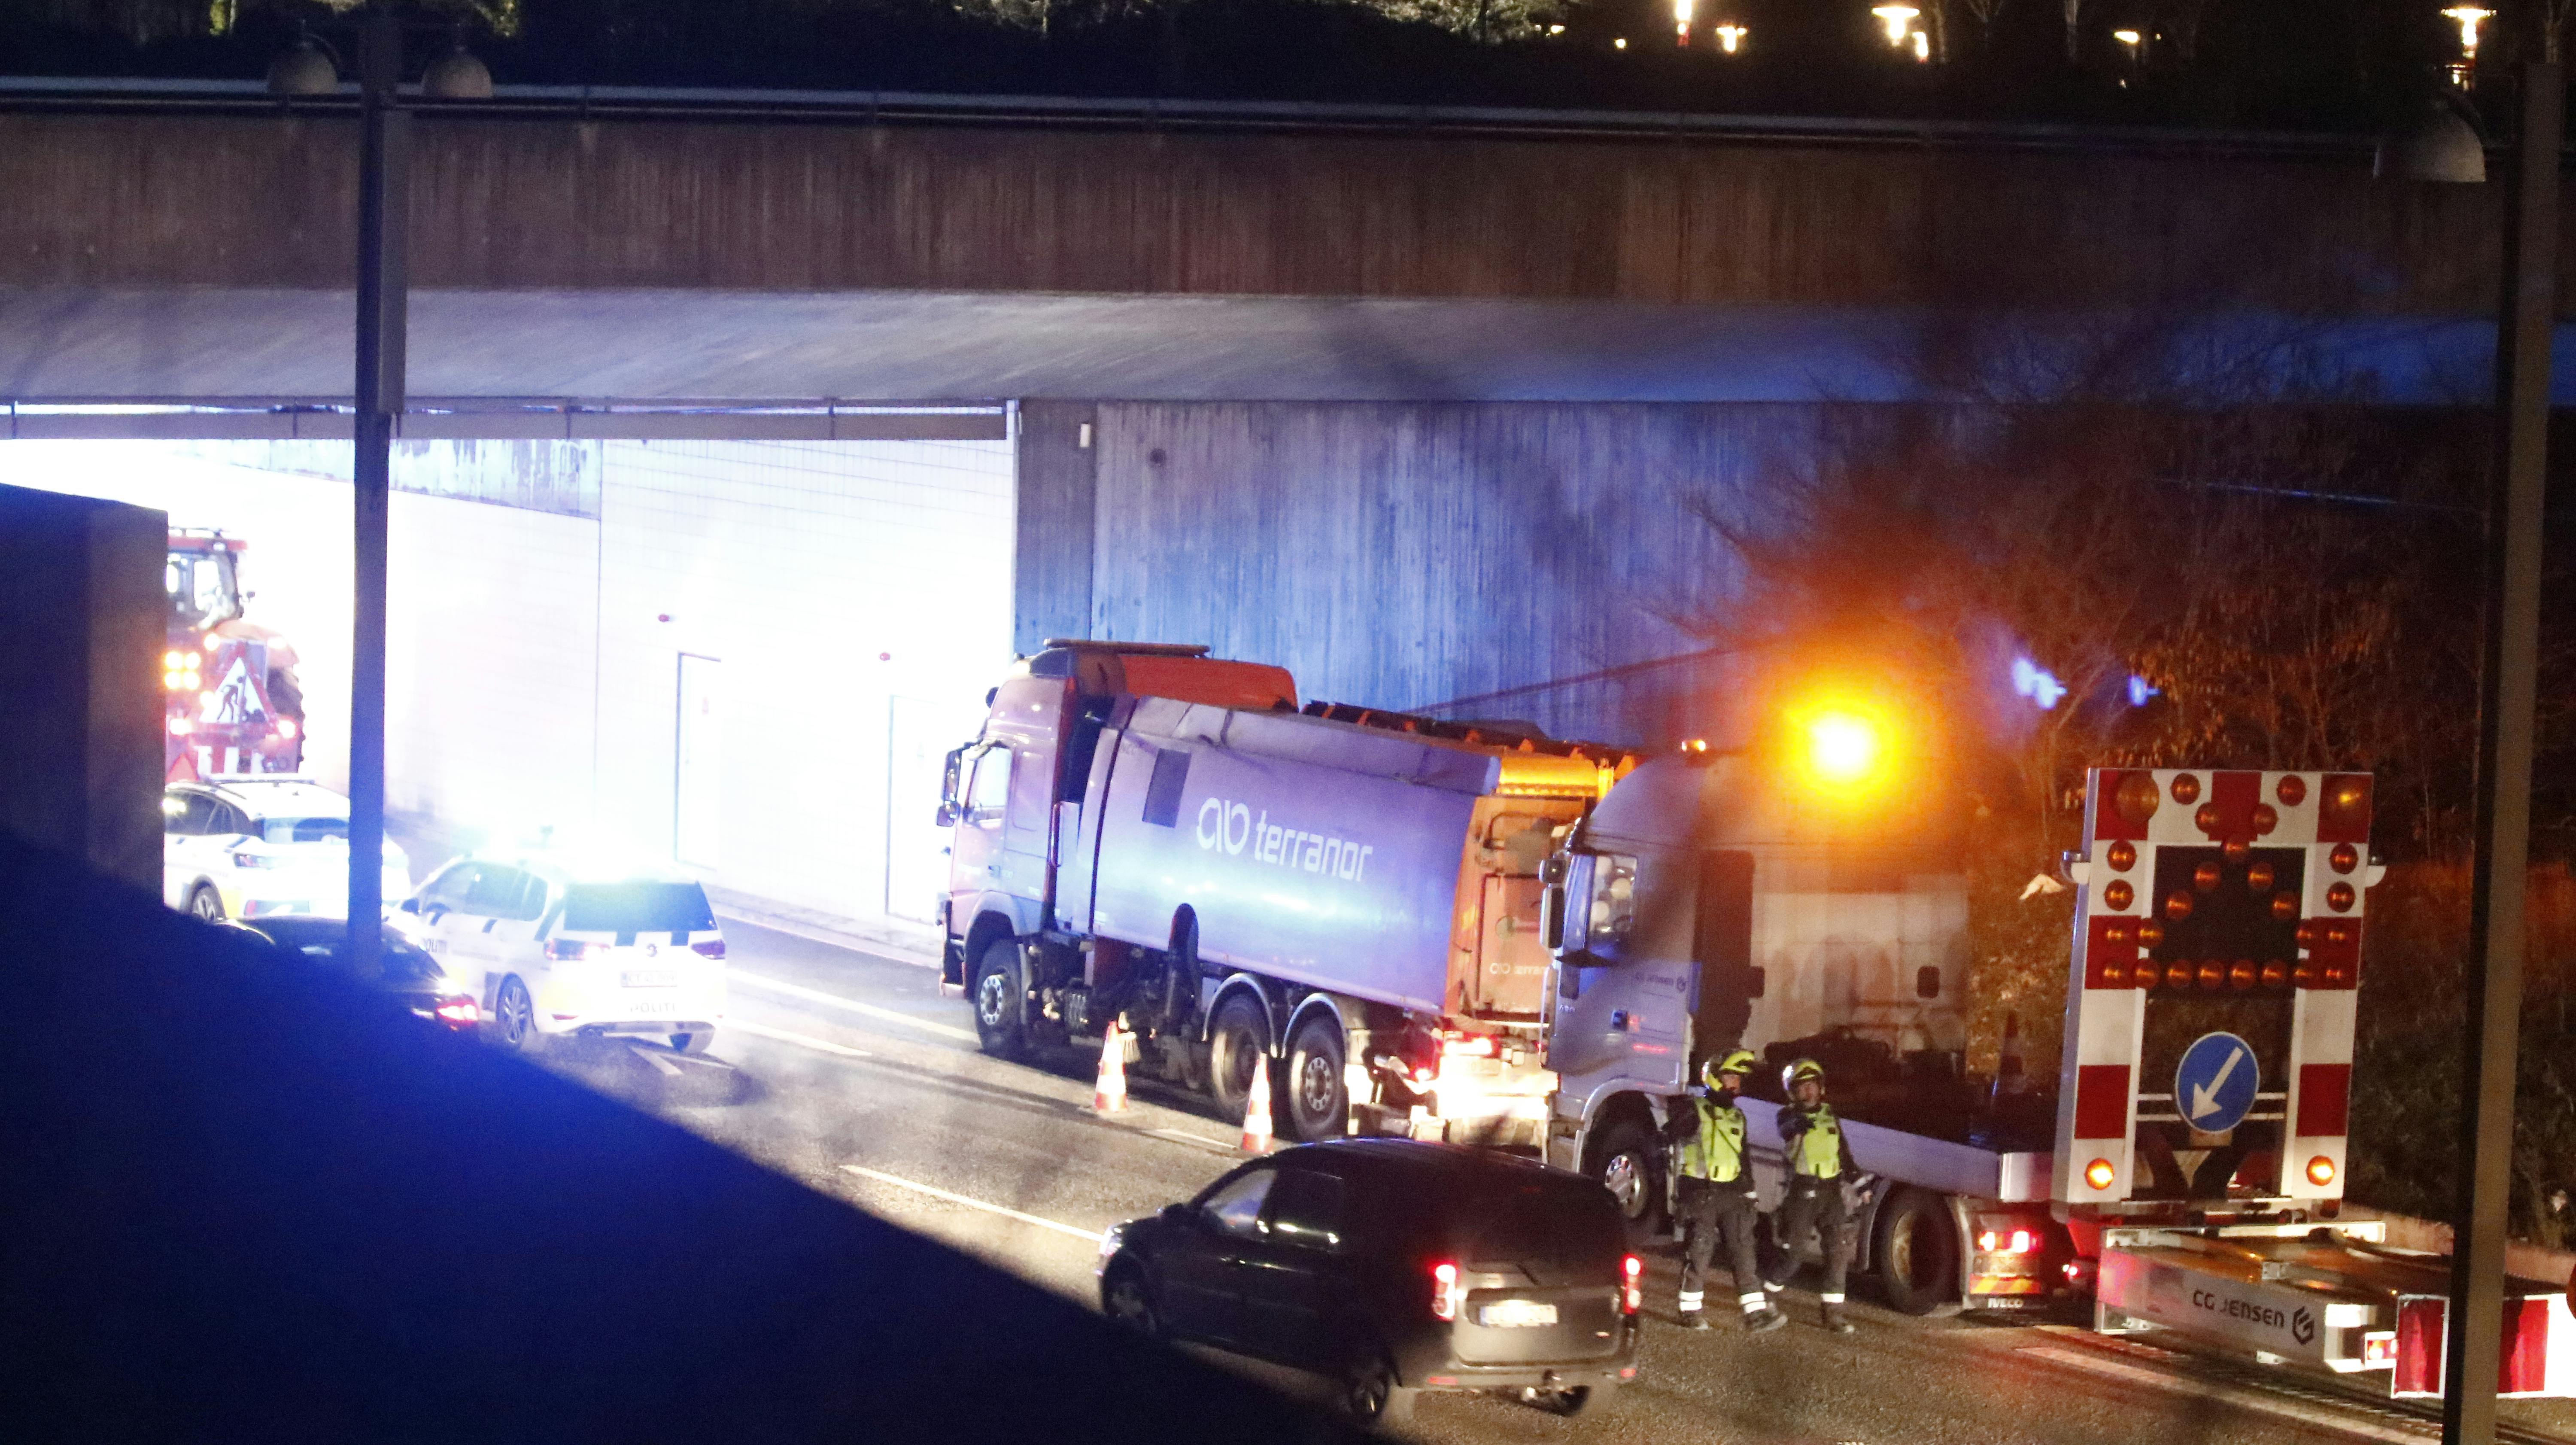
[165,549,241,630]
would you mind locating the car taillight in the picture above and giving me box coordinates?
[547,939,603,961]
[691,940,726,959]
[434,995,480,1028]
[1622,1254,1643,1315]
[1431,1262,1462,1321]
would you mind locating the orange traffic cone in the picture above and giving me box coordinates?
[1240,1057,1276,1153]
[1094,1019,1129,1115]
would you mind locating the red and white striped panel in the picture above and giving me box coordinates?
[2053,768,2373,1207]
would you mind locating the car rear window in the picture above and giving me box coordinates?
[562,882,716,935]
[1459,1175,1625,1266]
[259,816,348,843]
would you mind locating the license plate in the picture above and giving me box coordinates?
[623,970,676,988]
[1479,1299,1558,1328]
[623,999,678,1016]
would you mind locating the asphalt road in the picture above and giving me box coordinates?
[533,915,2576,1445]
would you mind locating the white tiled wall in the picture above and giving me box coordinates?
[4,435,1016,928]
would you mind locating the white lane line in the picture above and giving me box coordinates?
[730,969,980,1044]
[838,1165,1106,1243]
[1149,1127,1241,1154]
[629,1044,683,1077]
[666,1050,737,1071]
[728,1017,873,1059]
[2016,1346,2432,1444]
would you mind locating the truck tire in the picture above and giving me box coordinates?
[1208,993,1270,1123]
[1282,1012,1349,1142]
[1873,1186,1965,1317]
[972,939,1030,1061]
[1591,1118,1668,1239]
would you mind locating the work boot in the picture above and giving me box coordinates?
[1820,1302,1855,1335]
[1679,1309,1710,1331]
[1745,1306,1788,1334]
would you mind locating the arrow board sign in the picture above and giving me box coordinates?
[2174,1031,2259,1135]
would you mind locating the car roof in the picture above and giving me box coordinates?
[449,848,702,888]
[1277,1139,1591,1187]
[173,779,350,818]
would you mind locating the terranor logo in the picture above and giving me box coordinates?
[1196,797,1375,882]
[2293,1306,2317,1346]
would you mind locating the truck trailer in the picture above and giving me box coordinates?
[938,640,1634,1144]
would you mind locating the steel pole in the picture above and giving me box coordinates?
[347,9,408,978]
[2443,58,2559,1445]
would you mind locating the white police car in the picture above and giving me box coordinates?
[397,849,726,1057]
[162,779,410,922]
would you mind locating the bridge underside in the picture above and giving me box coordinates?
[0,286,2537,430]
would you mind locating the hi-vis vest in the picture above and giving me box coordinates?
[1679,1097,1748,1183]
[1790,1105,1846,1179]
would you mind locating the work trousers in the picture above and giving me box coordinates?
[1770,1177,1856,1301]
[1675,1178,1764,1317]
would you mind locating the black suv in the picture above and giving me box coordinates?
[1096,1140,1640,1426]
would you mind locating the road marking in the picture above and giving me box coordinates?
[731,970,980,1044]
[728,1017,873,1059]
[838,1165,1106,1243]
[629,1044,683,1077]
[2017,1345,2432,1443]
[666,1050,736,1071]
[1149,1127,1241,1155]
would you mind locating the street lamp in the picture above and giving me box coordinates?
[2444,4,2492,54]
[1675,0,1694,46]
[1716,21,1748,50]
[2380,40,2558,1445]
[1871,3,1918,44]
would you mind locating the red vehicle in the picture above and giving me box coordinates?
[163,530,304,782]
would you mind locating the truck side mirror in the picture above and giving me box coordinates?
[1541,884,1566,951]
[397,897,419,915]
[935,802,960,828]
[1539,855,1568,886]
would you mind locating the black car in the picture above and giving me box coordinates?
[223,917,481,1033]
[1097,1140,1640,1426]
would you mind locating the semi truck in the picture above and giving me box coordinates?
[938,640,1636,1144]
[1545,756,2576,1396]
[164,529,305,781]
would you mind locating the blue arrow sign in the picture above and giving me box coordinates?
[2175,1031,2260,1135]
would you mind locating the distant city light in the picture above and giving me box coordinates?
[1871,3,1919,44]
[2126,675,2161,708]
[2011,657,2067,710]
[1911,28,1931,59]
[2112,27,2141,46]
[2443,5,2492,54]
[1614,35,1628,48]
[1548,21,1564,32]
[1675,0,1694,44]
[1716,21,1747,50]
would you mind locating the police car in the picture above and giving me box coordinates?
[162,779,411,922]
[397,848,726,1057]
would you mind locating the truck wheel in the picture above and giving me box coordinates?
[1283,1013,1349,1142]
[1208,994,1270,1123]
[972,939,1030,1060]
[1873,1186,1964,1317]
[1592,1118,1668,1239]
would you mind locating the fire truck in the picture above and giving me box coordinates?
[938,640,1637,1144]
[163,530,305,782]
[1543,758,2576,1396]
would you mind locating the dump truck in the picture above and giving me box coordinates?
[938,640,1634,1144]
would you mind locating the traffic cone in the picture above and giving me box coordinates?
[1240,1057,1276,1153]
[1992,1011,2029,1103]
[1094,1019,1129,1115]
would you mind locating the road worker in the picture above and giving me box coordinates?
[1665,1048,1786,1332]
[1768,1057,1861,1333]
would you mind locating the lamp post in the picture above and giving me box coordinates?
[2385,45,2562,1445]
[346,7,410,980]
[2445,55,2558,1445]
